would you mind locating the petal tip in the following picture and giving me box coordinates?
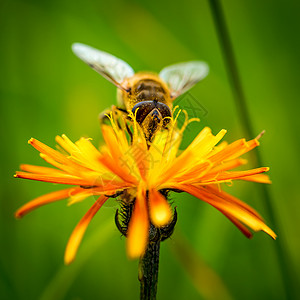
[14,210,23,219]
[270,231,277,240]
[254,139,260,146]
[149,189,172,227]
[127,245,145,260]
[28,138,35,144]
[263,167,270,173]
[64,252,74,265]
[151,207,172,227]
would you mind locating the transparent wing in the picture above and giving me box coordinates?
[159,61,209,98]
[72,43,135,91]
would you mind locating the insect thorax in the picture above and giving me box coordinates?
[119,73,171,111]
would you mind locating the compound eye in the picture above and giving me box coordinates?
[132,101,155,124]
[155,102,172,127]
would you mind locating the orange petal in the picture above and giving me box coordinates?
[39,153,75,174]
[101,125,124,162]
[229,139,260,160]
[131,141,149,180]
[160,128,226,184]
[55,134,78,155]
[98,153,138,185]
[204,185,264,220]
[127,187,149,259]
[187,184,253,238]
[20,164,65,175]
[208,158,248,174]
[172,161,213,183]
[202,167,269,183]
[30,137,97,175]
[211,205,253,238]
[68,190,94,206]
[15,188,82,218]
[240,174,272,184]
[64,195,108,264]
[171,184,276,239]
[15,171,92,186]
[149,189,172,227]
[28,138,72,166]
[208,139,259,164]
[91,181,131,192]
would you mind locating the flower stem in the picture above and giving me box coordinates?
[209,0,296,298]
[137,206,177,300]
[138,241,160,300]
[115,196,177,300]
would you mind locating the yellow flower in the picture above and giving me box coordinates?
[15,109,276,263]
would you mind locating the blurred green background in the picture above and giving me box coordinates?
[1,0,299,299]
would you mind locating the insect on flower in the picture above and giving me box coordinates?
[15,44,276,264]
[72,43,209,142]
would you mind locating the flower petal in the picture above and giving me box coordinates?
[208,139,259,164]
[127,186,149,259]
[64,195,108,264]
[28,138,72,166]
[131,141,149,179]
[15,171,93,185]
[157,128,226,185]
[98,153,138,184]
[201,167,269,183]
[204,185,264,220]
[208,158,248,174]
[68,190,93,206]
[20,164,65,175]
[211,206,253,238]
[171,184,276,239]
[240,174,271,184]
[149,189,172,227]
[15,188,82,218]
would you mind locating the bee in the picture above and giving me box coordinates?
[72,43,209,141]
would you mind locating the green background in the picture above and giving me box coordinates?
[1,0,299,299]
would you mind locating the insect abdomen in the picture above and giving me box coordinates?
[134,80,167,102]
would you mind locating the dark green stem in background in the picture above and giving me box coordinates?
[209,0,295,299]
[210,0,255,142]
[139,241,160,300]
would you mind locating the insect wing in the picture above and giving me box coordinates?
[72,43,135,91]
[159,61,209,98]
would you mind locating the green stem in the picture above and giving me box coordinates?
[139,241,160,300]
[209,0,295,298]
[209,0,254,141]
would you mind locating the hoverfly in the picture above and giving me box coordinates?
[72,43,209,141]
